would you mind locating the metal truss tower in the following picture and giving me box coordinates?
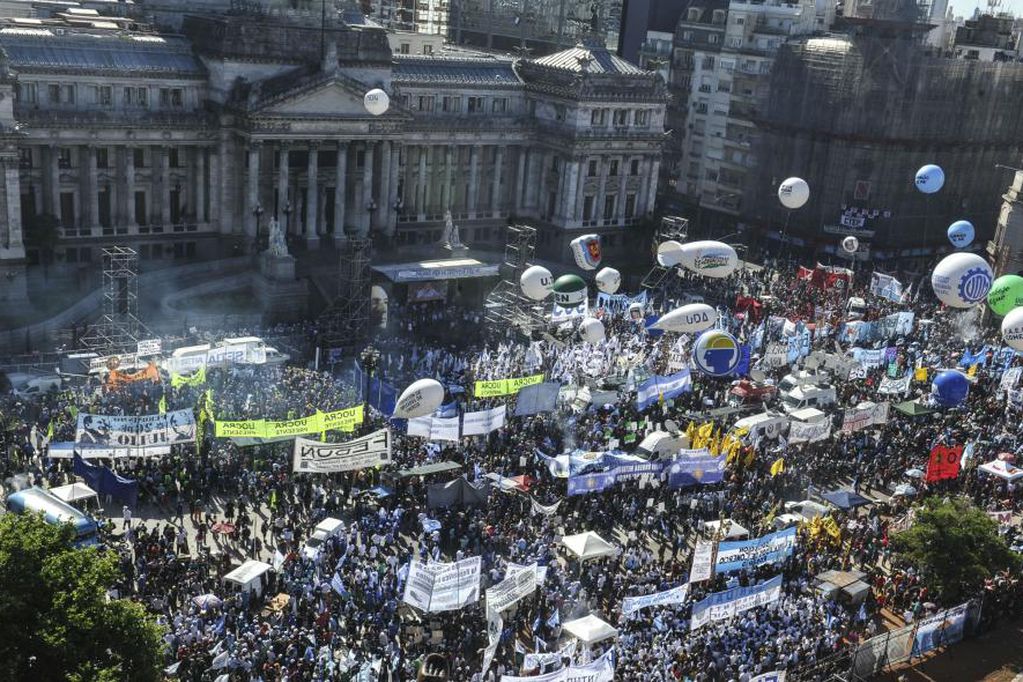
[640,215,690,291]
[318,238,373,353]
[483,224,546,339]
[80,246,147,355]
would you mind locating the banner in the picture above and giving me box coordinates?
[72,454,138,506]
[402,557,481,612]
[551,298,588,323]
[841,401,890,434]
[635,369,692,410]
[567,471,619,496]
[925,443,963,483]
[689,539,716,583]
[715,527,797,574]
[690,574,783,631]
[750,672,786,682]
[163,344,266,374]
[320,405,365,433]
[170,366,206,389]
[475,374,545,398]
[76,409,196,447]
[870,272,904,303]
[788,419,832,444]
[136,338,162,357]
[106,362,161,388]
[523,641,576,673]
[463,405,507,436]
[486,564,538,613]
[292,428,391,473]
[501,649,614,682]
[911,603,969,656]
[215,419,266,438]
[1000,367,1022,393]
[878,373,912,395]
[48,442,172,459]
[530,497,562,516]
[515,382,562,416]
[667,451,726,488]
[407,416,461,441]
[482,606,503,678]
[621,584,689,616]
[266,415,321,439]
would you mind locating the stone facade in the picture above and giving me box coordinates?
[0,11,666,268]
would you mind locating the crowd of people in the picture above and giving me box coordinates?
[1,255,1022,682]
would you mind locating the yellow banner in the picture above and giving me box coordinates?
[266,415,322,438]
[320,405,365,433]
[507,374,543,393]
[474,374,544,398]
[215,419,266,438]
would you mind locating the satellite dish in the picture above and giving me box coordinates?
[750,369,766,383]
[664,419,679,434]
[804,357,820,370]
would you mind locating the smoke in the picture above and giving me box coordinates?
[4,473,32,493]
[954,307,983,343]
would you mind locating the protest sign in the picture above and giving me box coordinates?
[463,405,507,436]
[621,584,689,616]
[690,575,783,631]
[402,557,481,612]
[715,527,797,574]
[292,428,391,473]
[76,409,196,447]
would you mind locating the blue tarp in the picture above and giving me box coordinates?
[820,489,871,509]
[73,454,138,507]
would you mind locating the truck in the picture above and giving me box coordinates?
[780,383,838,414]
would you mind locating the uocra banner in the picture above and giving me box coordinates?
[292,428,392,474]
[76,409,196,447]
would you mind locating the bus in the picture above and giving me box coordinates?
[6,487,101,547]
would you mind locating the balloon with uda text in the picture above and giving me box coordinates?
[520,265,554,301]
[649,303,716,334]
[930,252,992,308]
[393,378,445,419]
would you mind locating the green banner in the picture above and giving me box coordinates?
[215,419,266,438]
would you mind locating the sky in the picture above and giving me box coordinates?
[947,0,1019,18]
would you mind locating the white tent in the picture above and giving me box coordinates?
[701,519,749,540]
[561,531,618,561]
[562,614,619,644]
[49,482,98,505]
[978,460,1023,482]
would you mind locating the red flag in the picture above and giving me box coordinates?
[925,444,963,483]
[797,266,814,281]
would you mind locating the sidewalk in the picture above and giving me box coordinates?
[879,621,1023,682]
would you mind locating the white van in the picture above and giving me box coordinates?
[778,369,826,394]
[733,411,789,441]
[223,560,274,598]
[637,431,690,460]
[302,517,345,560]
[788,407,827,423]
[11,375,63,398]
[781,384,837,414]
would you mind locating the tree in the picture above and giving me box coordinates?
[0,513,165,681]
[891,497,1021,605]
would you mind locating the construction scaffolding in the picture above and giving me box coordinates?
[483,224,546,339]
[80,246,147,355]
[318,238,373,354]
[640,215,690,291]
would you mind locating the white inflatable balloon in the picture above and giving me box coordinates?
[520,265,554,301]
[364,88,390,116]
[579,317,606,343]
[570,234,602,270]
[778,177,809,210]
[393,378,445,418]
[930,252,994,308]
[841,236,859,253]
[679,241,739,279]
[915,164,945,194]
[1001,306,1023,351]
[595,267,621,294]
[657,240,685,267]
[628,301,644,321]
[650,303,716,334]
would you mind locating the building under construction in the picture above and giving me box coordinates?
[745,0,1023,267]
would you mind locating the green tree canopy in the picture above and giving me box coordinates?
[0,513,165,681]
[891,496,1022,605]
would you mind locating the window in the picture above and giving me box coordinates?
[18,148,32,168]
[134,191,147,226]
[603,194,616,220]
[735,16,745,24]
[727,37,742,48]
[687,7,701,21]
[702,56,715,70]
[356,150,365,169]
[591,109,606,126]
[682,30,693,41]
[124,87,148,107]
[169,148,180,168]
[60,84,74,104]
[635,110,649,126]
[16,82,37,104]
[708,34,719,44]
[58,148,73,169]
[613,109,628,126]
[467,96,484,113]
[423,44,433,55]
[417,95,434,111]
[400,42,410,54]
[625,193,637,217]
[96,148,109,169]
[609,159,619,176]
[48,84,60,103]
[491,97,507,113]
[442,96,461,113]
[583,195,595,221]
[133,148,146,168]
[712,9,726,23]
[159,88,184,108]
[630,159,640,176]
[587,159,598,177]
[554,104,566,122]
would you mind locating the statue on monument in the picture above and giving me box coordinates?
[440,209,464,249]
[267,216,289,257]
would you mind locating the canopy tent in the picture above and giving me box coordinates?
[561,531,618,561]
[978,460,1023,482]
[563,614,618,644]
[372,257,500,283]
[773,513,805,530]
[49,482,98,505]
[426,477,488,509]
[784,500,829,520]
[396,461,462,478]
[701,519,749,539]
[894,400,934,417]
[484,472,531,493]
[821,490,871,510]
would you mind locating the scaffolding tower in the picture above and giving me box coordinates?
[318,238,373,354]
[483,224,546,339]
[80,246,147,355]
[640,215,690,291]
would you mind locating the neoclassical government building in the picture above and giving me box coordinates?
[0,8,666,269]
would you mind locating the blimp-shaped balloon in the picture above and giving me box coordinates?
[930,252,993,308]
[841,236,859,254]
[393,378,445,418]
[570,234,602,271]
[552,273,587,306]
[657,240,685,267]
[650,303,716,334]
[595,267,621,294]
[915,164,944,194]
[778,177,809,210]
[520,265,554,301]
[678,241,739,279]
[579,318,606,343]
[364,88,390,116]
[988,274,1023,317]
[1001,306,1023,351]
[931,370,969,408]
[947,220,975,248]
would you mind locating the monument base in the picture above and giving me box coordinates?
[0,262,29,307]
[439,243,470,257]
[255,253,307,322]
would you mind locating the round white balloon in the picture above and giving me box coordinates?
[915,164,945,194]
[650,303,716,334]
[595,267,621,294]
[393,378,445,418]
[679,241,739,279]
[657,240,685,267]
[579,317,606,343]
[520,265,554,301]
[841,236,859,253]
[778,177,810,209]
[930,252,993,308]
[1002,306,1023,351]
[364,88,390,116]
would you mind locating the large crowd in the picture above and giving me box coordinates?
[1,256,1022,682]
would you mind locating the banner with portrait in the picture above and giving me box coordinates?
[76,409,196,447]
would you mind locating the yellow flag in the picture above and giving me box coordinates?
[822,515,842,541]
[967,364,978,378]
[695,422,714,448]
[770,457,785,477]
[158,394,167,414]
[685,421,696,443]
[914,367,928,382]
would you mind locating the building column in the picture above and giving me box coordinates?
[378,140,392,233]
[278,142,291,234]
[122,146,135,227]
[87,146,99,229]
[596,155,609,225]
[213,136,227,234]
[194,147,206,224]
[617,156,629,222]
[467,145,480,218]
[563,159,579,224]
[78,146,91,230]
[646,158,661,215]
[416,145,428,220]
[305,142,319,246]
[334,141,348,242]
[538,152,551,217]
[48,145,61,220]
[442,144,455,213]
[160,147,171,226]
[1,152,25,258]
[514,146,526,212]
[361,140,376,237]
[491,145,505,216]
[575,157,587,222]
[386,142,400,237]
[246,142,261,239]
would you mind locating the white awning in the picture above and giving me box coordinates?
[372,258,500,283]
[49,482,98,504]
[561,531,618,561]
[979,460,1023,481]
[562,614,619,644]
